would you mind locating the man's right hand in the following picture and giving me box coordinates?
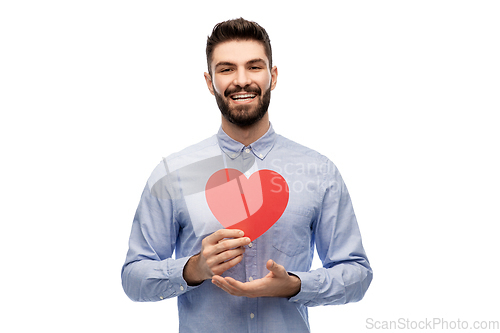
[183,229,251,286]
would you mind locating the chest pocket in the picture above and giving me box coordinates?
[272,207,313,257]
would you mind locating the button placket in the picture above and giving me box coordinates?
[244,239,258,331]
[245,239,257,290]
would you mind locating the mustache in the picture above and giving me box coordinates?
[224,85,261,97]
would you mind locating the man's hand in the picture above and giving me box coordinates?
[211,259,301,298]
[183,229,251,286]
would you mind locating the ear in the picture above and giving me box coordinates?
[204,72,215,96]
[270,66,278,91]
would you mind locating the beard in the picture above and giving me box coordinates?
[214,84,271,127]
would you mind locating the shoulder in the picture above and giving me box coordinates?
[272,134,344,185]
[147,135,220,188]
[163,135,219,163]
[275,134,336,170]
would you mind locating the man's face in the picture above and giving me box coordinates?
[205,40,277,127]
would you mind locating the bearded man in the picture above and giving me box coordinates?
[122,18,372,333]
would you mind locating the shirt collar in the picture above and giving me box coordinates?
[217,123,277,160]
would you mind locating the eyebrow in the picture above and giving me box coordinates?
[214,58,267,70]
[247,58,267,65]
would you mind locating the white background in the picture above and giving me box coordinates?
[1,1,499,332]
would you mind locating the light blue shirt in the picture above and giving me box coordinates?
[122,125,372,333]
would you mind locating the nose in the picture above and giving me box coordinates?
[233,68,251,87]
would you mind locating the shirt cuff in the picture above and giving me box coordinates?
[287,270,322,305]
[157,256,200,301]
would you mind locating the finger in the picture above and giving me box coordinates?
[266,259,286,277]
[223,277,247,290]
[219,246,246,262]
[221,278,246,296]
[211,275,224,284]
[211,251,244,275]
[223,277,260,298]
[212,275,243,291]
[212,247,245,267]
[214,237,251,254]
[212,276,238,295]
[206,229,245,244]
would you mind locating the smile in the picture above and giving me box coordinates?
[230,93,257,102]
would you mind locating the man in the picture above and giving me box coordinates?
[122,18,372,332]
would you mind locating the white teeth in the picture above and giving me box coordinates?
[232,94,256,100]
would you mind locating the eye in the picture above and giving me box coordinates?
[219,68,233,73]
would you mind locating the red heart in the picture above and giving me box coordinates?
[205,169,289,241]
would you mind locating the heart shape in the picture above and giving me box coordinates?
[205,169,289,241]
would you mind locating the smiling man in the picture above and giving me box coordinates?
[207,39,275,132]
[122,18,372,333]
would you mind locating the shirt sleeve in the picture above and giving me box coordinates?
[121,163,197,302]
[289,160,373,306]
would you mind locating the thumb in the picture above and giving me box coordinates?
[266,259,286,276]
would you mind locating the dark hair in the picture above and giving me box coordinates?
[206,18,272,75]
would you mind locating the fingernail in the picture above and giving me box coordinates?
[239,231,244,236]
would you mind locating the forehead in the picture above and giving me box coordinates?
[211,40,269,67]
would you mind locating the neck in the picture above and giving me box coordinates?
[221,113,270,146]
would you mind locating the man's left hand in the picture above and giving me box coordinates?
[211,259,301,298]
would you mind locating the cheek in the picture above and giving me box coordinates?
[214,84,223,95]
[258,74,273,89]
[212,78,229,95]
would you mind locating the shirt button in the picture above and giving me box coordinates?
[248,242,253,248]
[160,296,164,300]
[231,153,236,158]
[250,313,255,319]
[248,277,254,282]
[180,285,184,291]
[259,153,263,158]
[245,148,250,153]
